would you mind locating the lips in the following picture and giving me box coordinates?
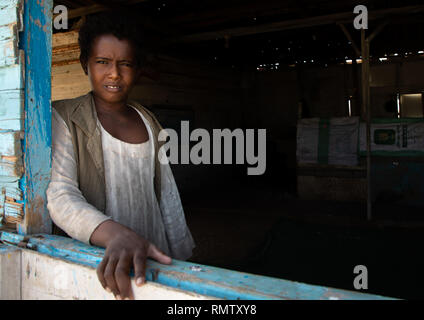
[104,84,122,92]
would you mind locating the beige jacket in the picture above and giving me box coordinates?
[50,92,194,259]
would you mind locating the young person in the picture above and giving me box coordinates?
[46,12,195,300]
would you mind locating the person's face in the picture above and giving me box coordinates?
[83,34,140,105]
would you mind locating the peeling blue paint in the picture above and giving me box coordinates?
[0,231,396,300]
[18,0,52,234]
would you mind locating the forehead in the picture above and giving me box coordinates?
[90,34,135,58]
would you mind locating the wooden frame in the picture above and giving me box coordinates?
[0,0,401,300]
[17,0,53,234]
[0,230,394,300]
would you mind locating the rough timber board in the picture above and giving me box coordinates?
[0,38,19,67]
[0,130,21,156]
[0,231,395,300]
[21,249,214,300]
[52,29,78,48]
[0,245,21,299]
[17,0,52,235]
[0,24,18,42]
[52,63,90,101]
[0,89,23,130]
[0,159,22,177]
[0,0,21,27]
[0,64,23,91]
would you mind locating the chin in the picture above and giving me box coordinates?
[95,91,128,103]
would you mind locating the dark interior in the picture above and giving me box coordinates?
[53,0,424,299]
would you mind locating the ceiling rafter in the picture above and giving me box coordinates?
[170,5,424,43]
[55,0,150,20]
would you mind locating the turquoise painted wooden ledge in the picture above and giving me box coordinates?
[0,231,396,300]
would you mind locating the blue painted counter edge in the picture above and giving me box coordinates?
[0,231,396,300]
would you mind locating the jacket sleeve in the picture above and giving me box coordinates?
[156,132,196,260]
[46,109,111,244]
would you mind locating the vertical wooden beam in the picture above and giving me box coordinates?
[17,0,53,234]
[361,29,372,221]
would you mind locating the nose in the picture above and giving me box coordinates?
[108,62,120,80]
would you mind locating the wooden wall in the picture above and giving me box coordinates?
[0,0,24,227]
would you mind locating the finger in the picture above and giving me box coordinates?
[96,256,109,291]
[115,253,133,300]
[133,253,146,287]
[148,244,172,265]
[104,257,120,298]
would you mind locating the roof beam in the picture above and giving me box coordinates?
[338,23,361,57]
[170,5,424,43]
[59,0,150,20]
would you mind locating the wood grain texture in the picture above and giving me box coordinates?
[0,0,24,226]
[0,0,20,27]
[0,231,396,300]
[0,38,19,66]
[0,180,23,223]
[0,63,24,91]
[21,249,213,300]
[0,245,21,299]
[52,63,90,101]
[0,130,21,156]
[17,0,52,235]
[0,89,24,130]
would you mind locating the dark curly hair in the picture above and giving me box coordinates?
[78,10,148,72]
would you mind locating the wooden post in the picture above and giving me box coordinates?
[361,29,372,221]
[17,0,53,234]
[360,21,387,221]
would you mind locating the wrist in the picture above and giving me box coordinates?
[90,220,134,248]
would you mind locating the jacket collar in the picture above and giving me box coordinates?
[70,91,98,137]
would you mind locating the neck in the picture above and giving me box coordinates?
[92,93,129,115]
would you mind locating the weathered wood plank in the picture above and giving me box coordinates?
[0,38,19,66]
[52,46,80,66]
[0,0,20,26]
[0,245,21,299]
[0,178,23,223]
[0,231,396,300]
[0,159,23,177]
[0,23,18,42]
[0,89,23,130]
[0,176,19,184]
[0,63,23,90]
[21,249,213,300]
[0,130,21,156]
[0,181,20,197]
[52,29,79,48]
[52,63,90,101]
[17,0,53,235]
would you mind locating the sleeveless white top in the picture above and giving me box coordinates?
[99,107,170,254]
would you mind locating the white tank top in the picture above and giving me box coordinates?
[98,107,170,255]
